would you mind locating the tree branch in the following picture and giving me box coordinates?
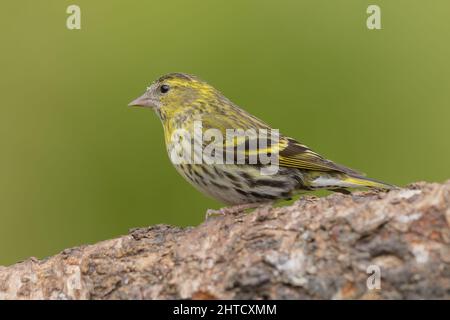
[1,181,449,299]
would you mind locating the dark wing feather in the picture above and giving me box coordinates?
[199,110,362,175]
[278,137,363,175]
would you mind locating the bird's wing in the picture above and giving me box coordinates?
[278,136,362,175]
[198,113,362,175]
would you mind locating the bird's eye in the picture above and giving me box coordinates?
[160,84,170,94]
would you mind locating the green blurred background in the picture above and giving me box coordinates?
[1,0,449,266]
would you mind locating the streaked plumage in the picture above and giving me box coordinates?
[129,73,394,209]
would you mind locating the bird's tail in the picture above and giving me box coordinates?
[309,172,396,191]
[339,174,396,190]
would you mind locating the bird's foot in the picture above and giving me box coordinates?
[205,202,272,219]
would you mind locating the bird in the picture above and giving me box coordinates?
[129,73,394,217]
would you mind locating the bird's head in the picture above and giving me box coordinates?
[129,73,220,120]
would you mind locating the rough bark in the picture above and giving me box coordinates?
[1,181,450,300]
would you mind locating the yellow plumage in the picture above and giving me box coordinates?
[129,73,394,211]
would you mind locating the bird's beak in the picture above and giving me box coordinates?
[128,93,157,108]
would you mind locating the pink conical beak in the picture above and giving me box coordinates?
[128,93,157,108]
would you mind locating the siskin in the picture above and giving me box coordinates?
[129,73,394,216]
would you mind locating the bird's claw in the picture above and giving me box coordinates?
[205,202,273,220]
[205,208,226,219]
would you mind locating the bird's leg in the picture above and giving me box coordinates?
[205,202,272,219]
[256,201,275,212]
[205,203,259,219]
